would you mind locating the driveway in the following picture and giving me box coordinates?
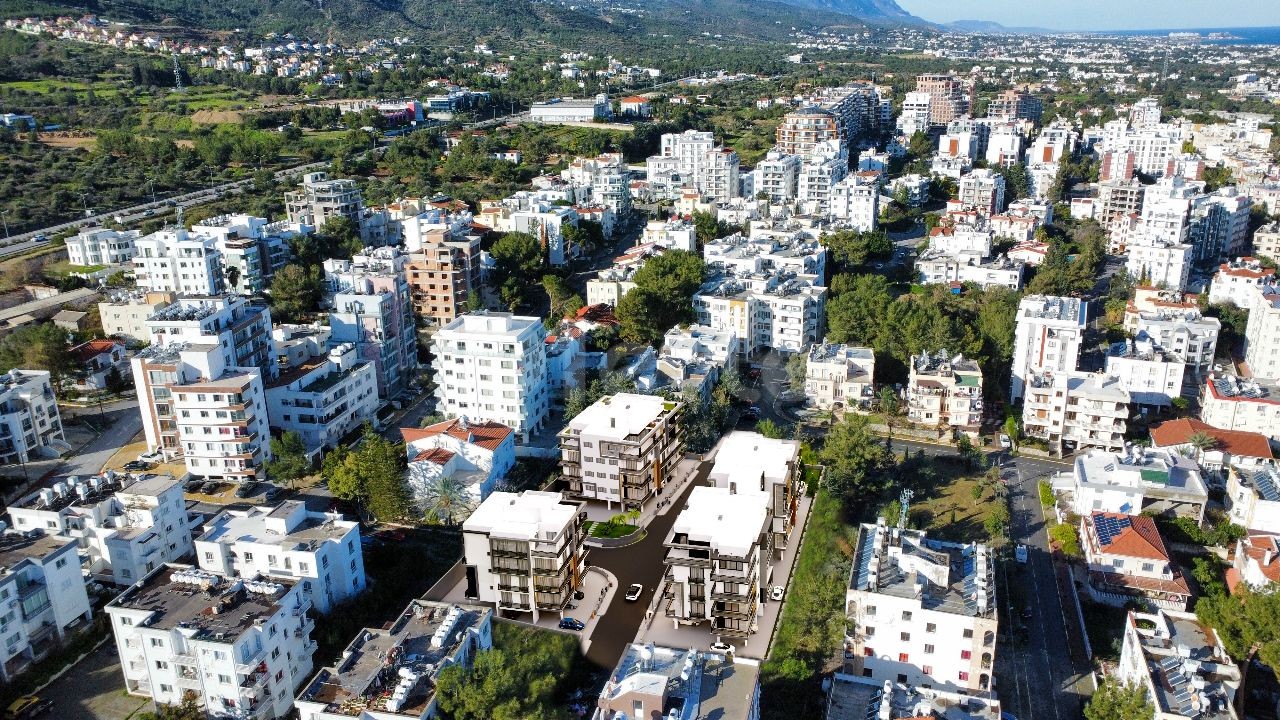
[42,643,151,720]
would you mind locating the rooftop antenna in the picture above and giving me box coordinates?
[897,488,913,529]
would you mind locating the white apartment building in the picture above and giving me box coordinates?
[844,520,997,694]
[1208,257,1276,308]
[461,490,587,622]
[915,250,1025,290]
[66,227,139,267]
[491,196,581,266]
[1200,374,1280,440]
[1126,233,1193,291]
[7,473,193,586]
[662,485,770,639]
[1135,308,1220,376]
[796,139,848,215]
[1069,447,1207,522]
[132,227,225,295]
[1231,534,1280,592]
[559,393,683,510]
[703,233,827,278]
[99,291,175,345]
[898,92,932,136]
[957,169,1006,215]
[1080,512,1189,610]
[658,325,738,397]
[402,417,516,507]
[1129,97,1162,128]
[432,312,549,442]
[323,247,418,399]
[561,153,632,221]
[286,171,365,235]
[805,342,875,411]
[1104,338,1186,410]
[1022,372,1130,455]
[0,369,66,466]
[1244,284,1280,381]
[106,565,315,720]
[1010,295,1087,403]
[1254,221,1280,259]
[647,130,740,202]
[1117,609,1240,720]
[827,675,1002,720]
[0,534,94,683]
[641,219,697,252]
[192,214,307,294]
[755,151,802,204]
[196,501,364,615]
[1189,188,1252,262]
[1138,176,1201,245]
[1225,465,1280,532]
[294,601,493,720]
[709,431,800,555]
[694,271,826,357]
[585,243,666,308]
[985,124,1026,166]
[906,351,984,436]
[829,175,880,231]
[264,343,379,456]
[927,225,993,258]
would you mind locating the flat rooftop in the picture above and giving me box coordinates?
[669,486,767,558]
[825,675,1000,720]
[1019,294,1085,324]
[850,522,995,618]
[0,533,75,573]
[463,491,580,542]
[197,502,353,550]
[107,566,298,637]
[597,644,759,720]
[1075,448,1207,503]
[710,431,797,489]
[1129,610,1240,720]
[564,393,677,441]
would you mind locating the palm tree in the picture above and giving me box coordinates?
[412,472,477,526]
[1186,431,1218,462]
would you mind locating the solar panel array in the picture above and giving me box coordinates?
[854,528,880,589]
[1254,467,1280,502]
[1094,514,1133,548]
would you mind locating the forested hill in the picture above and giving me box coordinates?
[0,0,902,49]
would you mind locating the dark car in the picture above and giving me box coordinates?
[234,482,258,498]
[263,485,283,502]
[376,528,406,542]
[122,460,152,471]
[4,696,53,720]
[743,408,760,420]
[558,617,586,631]
[200,481,222,495]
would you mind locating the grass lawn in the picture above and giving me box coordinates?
[584,520,639,539]
[903,457,1001,544]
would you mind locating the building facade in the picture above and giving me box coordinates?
[0,369,66,465]
[559,393,683,510]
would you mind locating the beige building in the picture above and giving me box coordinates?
[405,231,482,327]
[804,342,875,412]
[915,74,972,126]
[1022,372,1130,456]
[775,108,840,157]
[906,351,983,436]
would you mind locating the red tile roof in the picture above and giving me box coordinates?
[1089,512,1172,561]
[69,339,119,362]
[400,418,513,452]
[1239,534,1280,585]
[412,448,455,465]
[1149,418,1274,459]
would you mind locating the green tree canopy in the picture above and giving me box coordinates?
[819,414,888,501]
[321,425,412,521]
[1196,586,1280,669]
[0,322,76,391]
[266,431,311,486]
[269,264,324,323]
[434,623,578,720]
[617,250,705,345]
[490,232,544,310]
[1083,677,1154,720]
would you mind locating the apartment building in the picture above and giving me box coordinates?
[826,674,1002,720]
[1134,308,1220,376]
[927,224,993,258]
[647,131,741,202]
[586,243,667,308]
[1208,257,1276,308]
[703,233,827,278]
[1080,513,1189,610]
[66,227,139,267]
[106,565,315,719]
[1254,221,1280,258]
[1244,283,1280,381]
[1117,609,1239,720]
[988,88,1042,122]
[480,194,582,266]
[658,325,738,397]
[323,247,417,399]
[1104,338,1186,410]
[709,431,800,555]
[131,297,275,479]
[844,520,997,694]
[0,533,93,683]
[1010,295,1087,403]
[192,214,306,294]
[1126,233,1193,291]
[641,219,698,252]
[461,490,586,622]
[98,291,175,344]
[431,312,549,442]
[404,234,481,328]
[402,417,516,506]
[559,393,683,510]
[1097,179,1146,235]
[561,153,632,220]
[694,271,826,357]
[905,351,983,436]
[775,108,840,157]
[1068,447,1207,523]
[1189,188,1252,262]
[1022,372,1130,455]
[7,473,193,586]
[1224,465,1280,532]
[898,92,932,136]
[1199,374,1280,440]
[829,175,880,231]
[132,227,224,295]
[593,644,760,720]
[914,250,1025,290]
[1230,534,1280,593]
[195,501,364,614]
[0,369,66,466]
[796,139,849,215]
[805,342,875,411]
[915,74,971,126]
[264,342,379,455]
[294,601,492,720]
[957,169,1006,215]
[755,151,802,204]
[662,485,770,639]
[286,171,365,235]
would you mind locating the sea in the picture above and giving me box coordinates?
[1107,26,1280,45]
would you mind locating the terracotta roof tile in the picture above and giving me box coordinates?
[412,448,455,465]
[1089,512,1171,561]
[400,418,513,452]
[1149,418,1274,459]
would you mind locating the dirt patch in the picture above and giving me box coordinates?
[191,108,244,124]
[38,132,96,149]
[174,139,195,149]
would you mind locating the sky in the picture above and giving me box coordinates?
[892,0,1280,31]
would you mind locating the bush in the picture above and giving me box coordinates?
[1049,522,1082,557]
[1038,480,1055,508]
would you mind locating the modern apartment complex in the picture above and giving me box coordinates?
[1010,295,1087,403]
[709,431,800,554]
[559,393,684,510]
[264,342,379,455]
[0,369,66,466]
[66,227,139,267]
[1199,375,1280,440]
[1022,372,1130,455]
[804,343,876,411]
[191,214,306,294]
[915,74,972,126]
[694,271,826,357]
[1244,283,1280,381]
[0,534,94,683]
[98,291,175,344]
[404,228,482,327]
[286,172,365,234]
[132,227,225,295]
[323,247,418,399]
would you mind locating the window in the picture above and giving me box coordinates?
[900,632,910,642]
[896,673,908,683]
[901,611,912,621]
[959,671,970,681]
[55,557,67,569]
[962,629,973,639]
[218,674,232,684]
[863,647,874,657]
[154,661,169,670]
[159,684,172,693]
[898,653,909,663]
[922,665,933,676]
[1141,562,1155,573]
[960,650,972,660]
[924,644,935,654]
[864,626,875,637]
[149,638,165,648]
[926,622,936,633]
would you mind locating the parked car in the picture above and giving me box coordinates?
[1015,544,1028,564]
[770,585,785,601]
[4,696,52,720]
[558,617,586,631]
[121,460,152,471]
[709,641,735,655]
[200,481,222,495]
[376,528,406,542]
[624,584,643,602]
[263,485,283,502]
[234,482,258,499]
[999,434,1012,450]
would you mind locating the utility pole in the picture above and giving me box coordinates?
[172,53,185,91]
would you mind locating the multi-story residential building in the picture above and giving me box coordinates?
[1199,374,1280,440]
[640,219,697,252]
[1189,188,1252,262]
[1097,179,1146,235]
[1134,308,1220,376]
[1129,97,1163,128]
[658,325,738,397]
[1104,338,1186,410]
[1022,372,1130,455]
[195,500,364,614]
[1149,418,1274,473]
[662,485,770,640]
[915,74,971,126]
[1254,221,1280,259]
[1137,176,1201,245]
[826,674,1002,720]
[844,519,997,693]
[1069,447,1207,523]
[192,214,305,294]
[402,417,516,506]
[479,194,582,266]
[1117,609,1240,720]
[1010,295,1087,403]
[1080,512,1189,610]
[559,393,683,510]
[106,565,314,719]
[404,229,482,327]
[775,108,840,157]
[98,291,175,345]
[1099,149,1137,182]
[1224,465,1280,532]
[927,224,993,257]
[0,369,66,466]
[694,271,826,357]
[264,342,379,455]
[805,342,875,412]
[756,151,802,204]
[431,312,549,442]
[957,169,1006,215]
[703,233,827,278]
[829,175,880,231]
[988,88,1042,122]
[461,490,586,622]
[905,351,983,436]
[1102,120,1184,177]
[1230,533,1280,592]
[898,92,932,136]
[0,534,94,683]
[984,121,1026,166]
[132,227,224,295]
[709,431,800,555]
[294,601,493,720]
[1244,283,1280,381]
[1126,233,1193,291]
[131,297,275,479]
[585,244,667,308]
[593,644,760,720]
[914,250,1026,290]
[66,227,139,267]
[286,171,365,234]
[324,247,417,399]
[796,139,849,215]
[561,153,632,221]
[647,131,741,202]
[7,473,193,586]
[1208,257,1276,308]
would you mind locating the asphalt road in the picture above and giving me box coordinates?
[583,461,708,669]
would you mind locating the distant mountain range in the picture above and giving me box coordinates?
[945,19,1050,34]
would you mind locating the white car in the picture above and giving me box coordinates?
[710,641,735,655]
[770,585,785,601]
[1015,544,1029,564]
[999,434,1012,450]
[624,584,643,602]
